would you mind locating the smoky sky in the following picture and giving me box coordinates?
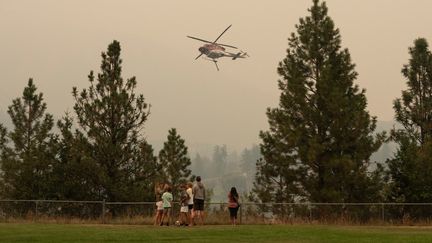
[1,0,432,151]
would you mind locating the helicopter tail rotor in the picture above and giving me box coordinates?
[232,51,249,60]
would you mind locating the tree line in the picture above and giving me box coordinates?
[1,0,432,220]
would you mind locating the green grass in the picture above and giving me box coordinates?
[1,223,432,242]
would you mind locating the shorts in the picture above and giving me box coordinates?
[188,204,193,210]
[156,201,163,211]
[229,207,239,218]
[193,199,204,211]
[163,207,171,214]
[180,206,188,213]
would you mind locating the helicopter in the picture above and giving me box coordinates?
[187,25,248,71]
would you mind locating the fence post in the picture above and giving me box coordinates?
[101,200,106,224]
[35,200,39,220]
[309,204,313,222]
[239,203,242,225]
[381,203,385,222]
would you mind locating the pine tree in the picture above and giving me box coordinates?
[387,38,432,216]
[255,0,384,207]
[0,124,8,196]
[0,79,56,199]
[240,145,261,191]
[191,153,206,178]
[137,140,160,200]
[0,124,7,154]
[240,145,260,174]
[72,40,153,202]
[50,114,100,200]
[158,128,191,197]
[212,145,227,176]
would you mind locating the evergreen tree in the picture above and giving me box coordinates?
[255,0,384,207]
[0,124,7,196]
[240,145,261,192]
[158,128,191,197]
[72,40,154,202]
[137,140,160,200]
[212,145,227,176]
[0,79,56,199]
[387,38,432,214]
[0,124,7,155]
[50,114,100,200]
[191,153,206,178]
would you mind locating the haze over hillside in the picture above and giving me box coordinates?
[0,110,397,202]
[0,111,398,161]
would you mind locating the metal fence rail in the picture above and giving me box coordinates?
[1,200,432,225]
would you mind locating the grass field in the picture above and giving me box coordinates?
[1,223,432,242]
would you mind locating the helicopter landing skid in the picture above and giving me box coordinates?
[204,58,220,71]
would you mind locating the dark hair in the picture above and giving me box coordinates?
[196,176,201,182]
[164,184,172,192]
[230,187,238,198]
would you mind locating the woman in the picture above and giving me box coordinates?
[227,187,240,225]
[186,182,194,225]
[153,182,164,225]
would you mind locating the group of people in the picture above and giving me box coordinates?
[154,176,241,226]
[154,176,206,226]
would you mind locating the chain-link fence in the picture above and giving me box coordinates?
[1,200,432,225]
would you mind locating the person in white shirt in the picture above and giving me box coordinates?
[160,185,173,226]
[186,182,194,225]
[153,182,164,226]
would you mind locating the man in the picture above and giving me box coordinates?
[192,176,205,225]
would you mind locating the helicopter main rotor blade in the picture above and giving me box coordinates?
[195,53,203,60]
[187,31,237,49]
[216,43,238,49]
[213,24,232,43]
[187,36,213,44]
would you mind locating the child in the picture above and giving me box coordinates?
[178,184,190,226]
[160,184,173,226]
[154,197,164,226]
[153,183,164,226]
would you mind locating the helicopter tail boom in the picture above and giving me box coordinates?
[232,51,248,60]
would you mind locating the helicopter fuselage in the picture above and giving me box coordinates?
[199,44,226,59]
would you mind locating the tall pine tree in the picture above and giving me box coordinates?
[387,38,432,215]
[0,79,56,199]
[158,128,192,198]
[255,0,384,206]
[73,40,155,202]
